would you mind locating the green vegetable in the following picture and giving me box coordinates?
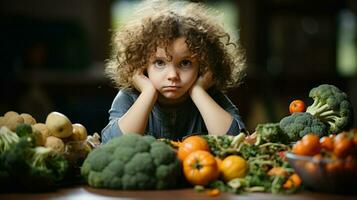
[1,136,68,191]
[211,142,293,194]
[81,133,182,189]
[279,112,327,141]
[0,127,20,189]
[254,123,289,145]
[16,123,33,138]
[306,84,353,134]
[202,133,246,158]
[0,126,19,153]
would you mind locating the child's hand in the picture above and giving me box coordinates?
[132,69,156,93]
[193,70,214,90]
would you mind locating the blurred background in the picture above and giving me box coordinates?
[1,0,357,135]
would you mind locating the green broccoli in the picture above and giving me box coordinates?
[81,133,182,190]
[0,126,19,153]
[16,123,33,138]
[254,123,289,145]
[306,84,353,134]
[279,112,327,141]
[3,136,68,191]
[0,127,19,190]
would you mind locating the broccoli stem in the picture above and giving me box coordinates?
[318,110,338,118]
[306,101,330,116]
[324,115,339,121]
[32,146,54,170]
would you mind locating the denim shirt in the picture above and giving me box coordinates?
[101,89,245,144]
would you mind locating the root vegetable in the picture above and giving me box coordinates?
[20,113,37,125]
[45,136,65,154]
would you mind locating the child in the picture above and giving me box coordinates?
[102,0,246,143]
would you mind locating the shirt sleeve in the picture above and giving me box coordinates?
[101,90,136,144]
[211,90,246,135]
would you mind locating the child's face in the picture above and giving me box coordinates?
[147,37,199,105]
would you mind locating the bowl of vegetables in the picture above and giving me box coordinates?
[286,131,357,194]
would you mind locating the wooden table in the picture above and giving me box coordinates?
[1,185,356,200]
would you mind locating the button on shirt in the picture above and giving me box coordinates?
[101,89,245,144]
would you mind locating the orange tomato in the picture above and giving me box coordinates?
[220,155,248,182]
[292,141,308,155]
[289,100,306,114]
[320,136,334,151]
[292,134,321,156]
[301,134,321,156]
[215,157,223,173]
[183,150,219,186]
[283,173,302,189]
[333,137,352,158]
[177,135,210,161]
[267,167,288,177]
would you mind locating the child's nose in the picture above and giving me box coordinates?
[167,66,179,81]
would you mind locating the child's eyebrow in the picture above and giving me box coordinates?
[153,56,168,60]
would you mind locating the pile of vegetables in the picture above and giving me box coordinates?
[163,133,299,196]
[0,126,68,191]
[280,84,353,141]
[201,134,299,194]
[288,131,357,193]
[0,110,96,191]
[166,84,354,195]
[81,133,182,189]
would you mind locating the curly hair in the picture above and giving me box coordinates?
[106,0,246,92]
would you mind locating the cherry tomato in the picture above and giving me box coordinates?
[333,137,352,158]
[289,99,306,114]
[292,141,307,155]
[301,134,321,156]
[320,136,334,151]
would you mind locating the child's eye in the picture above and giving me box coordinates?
[154,59,166,68]
[180,59,192,69]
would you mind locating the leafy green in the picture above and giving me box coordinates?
[254,123,289,145]
[202,133,246,158]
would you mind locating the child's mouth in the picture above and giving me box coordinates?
[162,86,181,91]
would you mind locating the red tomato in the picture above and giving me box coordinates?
[301,134,321,156]
[320,136,334,151]
[289,100,306,114]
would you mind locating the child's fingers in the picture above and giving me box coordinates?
[199,70,214,89]
[134,68,145,76]
[202,70,213,81]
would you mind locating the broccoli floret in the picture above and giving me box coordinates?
[16,123,33,138]
[0,126,19,153]
[254,123,289,145]
[30,146,68,182]
[279,112,327,141]
[306,84,353,134]
[81,133,182,189]
[3,137,68,191]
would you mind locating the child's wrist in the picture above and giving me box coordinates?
[189,84,205,97]
[142,86,158,99]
